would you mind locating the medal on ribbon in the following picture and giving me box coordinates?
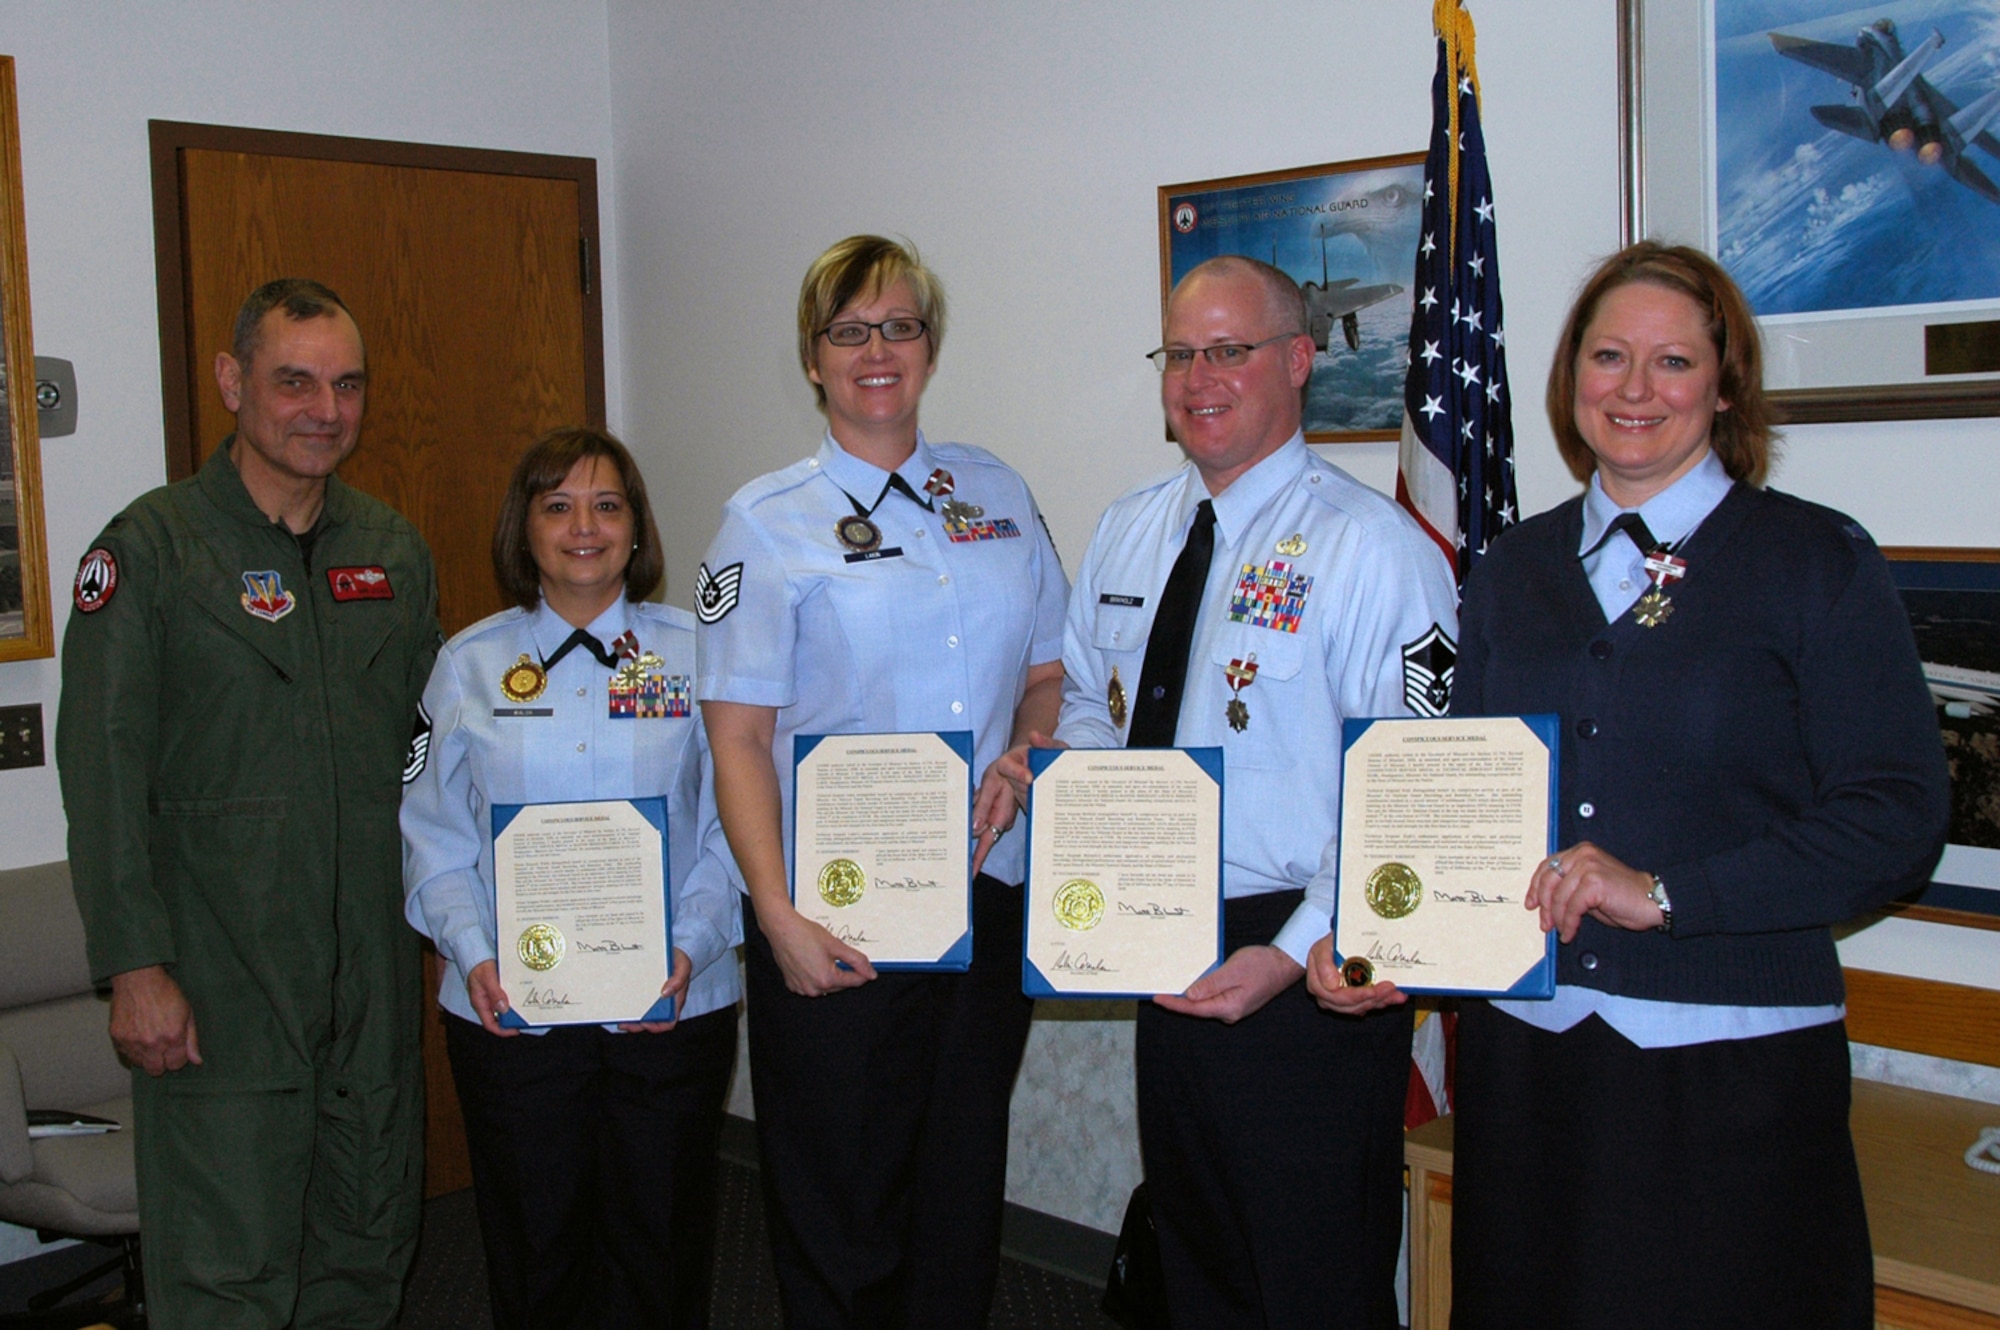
[835,514,882,552]
[940,497,985,525]
[1633,549,1688,629]
[501,653,548,703]
[1223,654,1259,732]
[1107,665,1128,729]
[924,468,955,499]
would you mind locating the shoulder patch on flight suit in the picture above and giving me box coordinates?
[695,562,743,624]
[73,548,119,613]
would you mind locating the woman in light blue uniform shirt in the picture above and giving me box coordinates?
[401,427,741,1330]
[698,236,1068,1327]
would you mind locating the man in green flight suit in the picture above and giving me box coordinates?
[56,278,439,1329]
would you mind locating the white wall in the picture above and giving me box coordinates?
[0,0,623,867]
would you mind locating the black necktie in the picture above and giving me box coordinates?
[884,473,934,512]
[1128,500,1216,748]
[1580,510,1661,560]
[543,628,618,671]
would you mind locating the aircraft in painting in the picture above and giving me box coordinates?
[1770,17,2000,204]
[1273,180,1414,353]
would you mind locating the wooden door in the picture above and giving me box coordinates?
[150,121,606,1197]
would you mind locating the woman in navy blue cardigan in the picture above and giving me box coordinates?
[1440,243,1949,1328]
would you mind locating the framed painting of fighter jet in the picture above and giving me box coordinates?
[1160,153,1425,443]
[1621,0,2000,423]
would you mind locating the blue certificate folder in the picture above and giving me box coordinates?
[1332,716,1559,999]
[1021,746,1225,1000]
[490,797,673,1028]
[790,730,975,972]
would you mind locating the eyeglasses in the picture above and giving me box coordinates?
[1145,333,1296,373]
[820,317,930,348]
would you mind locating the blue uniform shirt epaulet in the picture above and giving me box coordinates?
[1107,462,1196,508]
[442,605,532,655]
[727,456,825,512]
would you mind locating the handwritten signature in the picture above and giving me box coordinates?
[830,924,872,944]
[520,986,576,1008]
[576,939,647,953]
[1366,940,1432,968]
[1053,950,1115,974]
[874,877,941,892]
[1432,890,1512,906]
[1116,901,1191,918]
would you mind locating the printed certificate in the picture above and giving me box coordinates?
[791,731,973,971]
[1023,747,1224,998]
[1333,715,1558,997]
[492,797,673,1027]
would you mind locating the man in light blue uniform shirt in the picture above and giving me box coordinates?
[1006,257,1457,1328]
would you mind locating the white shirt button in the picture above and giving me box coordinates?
[1618,579,1632,591]
[951,701,964,714]
[576,687,587,697]
[1578,802,1595,818]
[576,742,587,753]
[938,574,950,586]
[915,528,927,539]
[947,635,960,648]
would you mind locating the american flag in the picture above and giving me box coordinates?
[1397,0,1516,587]
[1397,0,1511,1133]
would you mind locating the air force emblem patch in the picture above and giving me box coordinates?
[240,571,296,623]
[73,548,119,614]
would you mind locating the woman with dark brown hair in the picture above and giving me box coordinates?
[402,427,741,1329]
[1444,242,1948,1327]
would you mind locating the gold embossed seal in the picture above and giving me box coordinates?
[517,922,565,972]
[501,654,548,703]
[1053,879,1105,932]
[817,858,866,908]
[1364,862,1423,920]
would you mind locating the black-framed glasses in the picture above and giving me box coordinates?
[820,317,930,348]
[1145,333,1295,373]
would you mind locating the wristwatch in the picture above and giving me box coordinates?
[1646,874,1672,932]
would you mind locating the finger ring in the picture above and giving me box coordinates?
[992,826,1008,842]
[1547,857,1563,875]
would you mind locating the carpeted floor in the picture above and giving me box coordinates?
[0,1144,1121,1328]
[401,1152,1122,1329]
